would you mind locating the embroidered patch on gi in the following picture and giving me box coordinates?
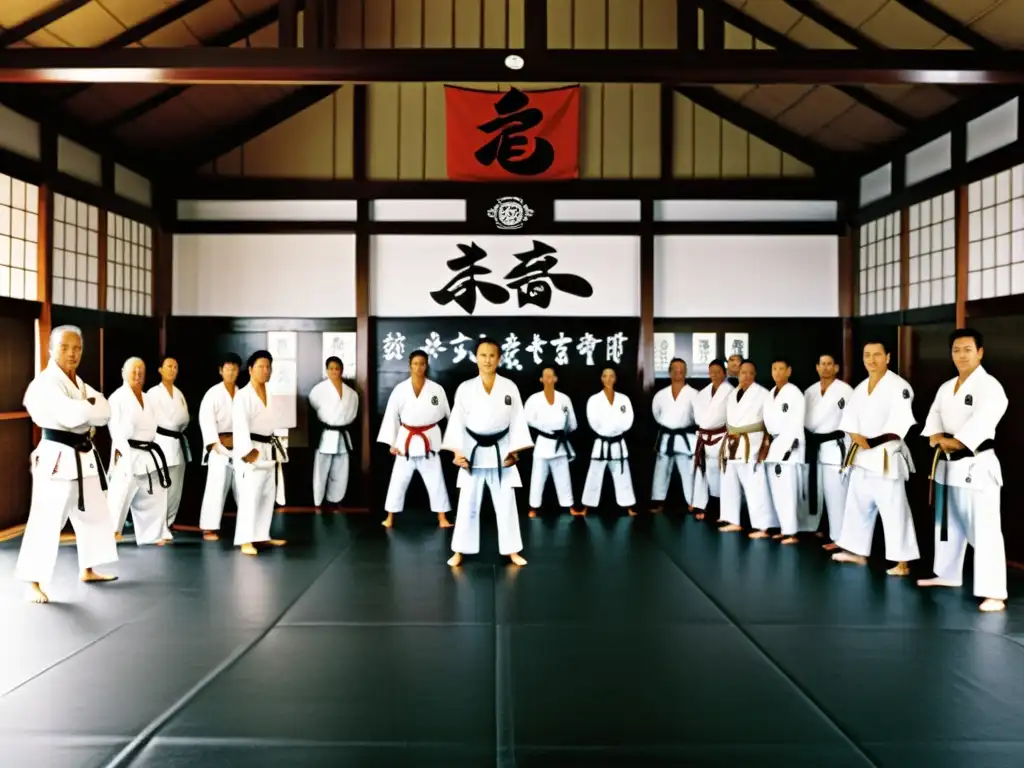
[774,464,782,476]
[504,395,512,406]
[838,398,845,409]
[620,405,627,413]
[782,403,789,413]
[431,395,438,405]
[965,394,973,406]
[902,389,910,399]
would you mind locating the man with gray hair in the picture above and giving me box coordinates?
[15,325,119,603]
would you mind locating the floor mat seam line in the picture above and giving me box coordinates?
[495,564,516,768]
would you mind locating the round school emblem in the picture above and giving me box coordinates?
[487,196,534,231]
[782,403,789,413]
[774,465,782,476]
[902,389,910,399]
[620,405,626,413]
[838,398,845,409]
[431,395,438,406]
[504,395,512,406]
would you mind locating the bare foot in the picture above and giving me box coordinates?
[779,536,799,545]
[162,533,174,541]
[114,532,124,542]
[749,530,771,539]
[980,598,1006,612]
[832,552,867,565]
[822,542,839,551]
[241,543,258,556]
[155,540,167,547]
[437,513,453,529]
[627,508,638,517]
[719,524,743,532]
[447,552,463,567]
[268,539,286,547]
[203,532,219,541]
[694,511,705,521]
[916,577,961,588]
[886,562,911,577]
[772,533,785,540]
[650,505,664,514]
[687,504,694,513]
[571,507,587,517]
[382,513,394,529]
[81,569,117,583]
[27,582,49,603]
[509,552,527,566]
[528,510,537,518]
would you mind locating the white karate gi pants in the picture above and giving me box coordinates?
[651,453,694,505]
[233,463,277,546]
[450,468,523,556]
[837,467,920,562]
[813,463,849,541]
[16,475,118,584]
[691,454,722,510]
[108,470,170,545]
[313,451,349,506]
[529,456,575,509]
[932,484,1007,600]
[384,455,451,513]
[198,453,238,531]
[582,459,636,508]
[720,462,778,531]
[766,464,810,536]
[165,463,185,527]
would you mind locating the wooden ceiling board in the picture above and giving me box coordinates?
[714,83,757,100]
[821,102,905,144]
[140,20,201,47]
[731,0,803,36]
[775,85,857,136]
[43,2,126,47]
[810,125,866,151]
[23,28,69,46]
[785,17,855,49]
[891,84,959,118]
[231,0,281,15]
[739,83,815,119]
[857,1,948,48]
[179,0,244,42]
[970,1,1024,46]
[0,0,52,29]
[97,0,176,30]
[814,0,888,29]
[926,0,1008,25]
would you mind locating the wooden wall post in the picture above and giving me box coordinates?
[352,84,372,505]
[898,207,913,379]
[954,184,969,328]
[838,222,855,382]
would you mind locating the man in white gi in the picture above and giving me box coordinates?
[234,350,288,556]
[581,367,636,516]
[763,356,808,544]
[650,358,698,514]
[108,357,172,546]
[148,356,190,530]
[378,350,453,529]
[917,329,1008,612]
[719,360,777,537]
[832,340,919,576]
[15,325,118,603]
[443,338,532,567]
[197,352,242,541]
[524,366,580,518]
[804,353,854,551]
[691,359,733,521]
[309,356,359,509]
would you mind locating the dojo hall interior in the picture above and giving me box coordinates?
[3,1,1024,766]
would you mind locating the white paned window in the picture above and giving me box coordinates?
[968,165,1024,301]
[52,194,100,309]
[908,192,956,309]
[858,212,902,316]
[106,213,153,316]
[0,172,40,301]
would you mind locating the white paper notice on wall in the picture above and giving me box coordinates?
[266,332,297,430]
[653,333,676,375]
[724,333,749,361]
[370,235,641,317]
[321,332,357,379]
[691,333,717,378]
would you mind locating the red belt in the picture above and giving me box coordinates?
[402,422,438,456]
[692,425,728,479]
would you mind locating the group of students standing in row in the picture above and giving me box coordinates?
[13,325,1009,614]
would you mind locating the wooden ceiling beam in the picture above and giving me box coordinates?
[0,47,1022,84]
[525,0,547,51]
[890,0,1000,51]
[0,0,90,47]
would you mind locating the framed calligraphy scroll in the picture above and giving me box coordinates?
[445,85,580,181]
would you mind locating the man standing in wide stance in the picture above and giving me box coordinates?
[16,325,118,603]
[443,338,532,567]
[197,352,242,541]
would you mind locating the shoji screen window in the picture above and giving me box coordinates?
[968,165,1024,299]
[0,173,39,300]
[107,213,153,316]
[858,212,901,316]
[53,195,100,309]
[908,192,955,309]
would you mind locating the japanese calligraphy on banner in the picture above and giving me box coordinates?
[371,235,640,317]
[445,85,580,181]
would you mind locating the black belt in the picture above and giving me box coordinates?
[156,426,190,463]
[204,432,233,463]
[536,414,575,461]
[465,427,511,483]
[655,424,697,456]
[933,433,996,542]
[321,424,354,452]
[127,439,172,494]
[250,432,288,461]
[595,433,627,473]
[805,429,846,517]
[41,428,108,511]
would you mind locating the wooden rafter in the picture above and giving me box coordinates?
[890,0,1000,51]
[525,0,547,51]
[0,0,90,47]
[697,0,921,131]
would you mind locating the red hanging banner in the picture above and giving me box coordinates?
[445,85,580,181]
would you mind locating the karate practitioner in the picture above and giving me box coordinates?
[15,325,118,603]
[309,356,359,508]
[233,350,288,556]
[197,352,242,541]
[108,357,172,546]
[581,367,637,516]
[148,356,191,528]
[832,341,919,576]
[918,329,1008,612]
[719,360,777,537]
[650,358,698,513]
[726,354,742,387]
[762,357,808,544]
[443,338,532,567]
[378,350,453,529]
[524,366,580,518]
[804,354,854,551]
[691,359,733,520]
